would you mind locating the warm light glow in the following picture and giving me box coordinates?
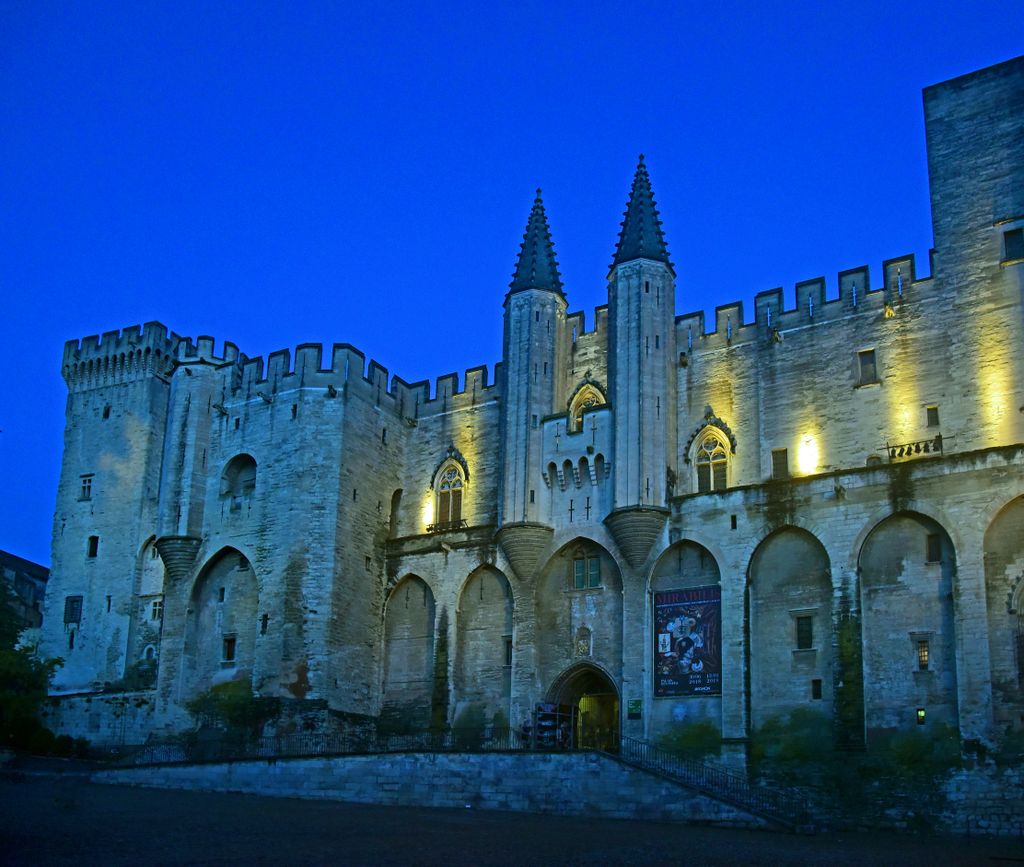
[421,496,434,528]
[797,436,818,475]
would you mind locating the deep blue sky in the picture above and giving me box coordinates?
[1,3,1020,565]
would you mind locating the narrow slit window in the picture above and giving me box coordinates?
[858,349,878,385]
[87,535,99,558]
[1004,227,1024,262]
[926,533,942,563]
[926,405,940,427]
[917,639,930,671]
[796,615,813,650]
[771,449,789,480]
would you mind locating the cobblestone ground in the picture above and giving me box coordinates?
[1,774,1023,866]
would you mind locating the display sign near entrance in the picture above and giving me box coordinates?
[653,585,722,697]
[627,699,642,720]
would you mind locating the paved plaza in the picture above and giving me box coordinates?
[2,773,1023,865]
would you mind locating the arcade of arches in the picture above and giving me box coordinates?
[176,505,1024,749]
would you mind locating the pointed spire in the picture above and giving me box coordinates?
[509,189,564,296]
[611,154,673,274]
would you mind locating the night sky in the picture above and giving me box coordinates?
[2,3,1020,565]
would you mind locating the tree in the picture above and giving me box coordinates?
[0,579,62,750]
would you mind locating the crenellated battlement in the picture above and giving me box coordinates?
[675,253,931,351]
[565,304,609,341]
[175,335,243,366]
[209,339,502,420]
[62,321,181,391]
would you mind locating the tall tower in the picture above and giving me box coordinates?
[41,324,176,690]
[605,156,677,568]
[496,191,567,576]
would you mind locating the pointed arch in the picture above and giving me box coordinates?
[183,546,260,698]
[567,380,607,433]
[746,526,833,729]
[381,574,436,730]
[454,566,513,723]
[858,511,958,735]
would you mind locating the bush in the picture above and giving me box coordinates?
[184,680,280,738]
[656,720,721,761]
[452,703,486,750]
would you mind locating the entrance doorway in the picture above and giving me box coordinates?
[546,663,620,751]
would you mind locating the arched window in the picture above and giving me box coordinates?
[434,463,465,530]
[568,384,606,433]
[695,433,728,493]
[222,454,257,512]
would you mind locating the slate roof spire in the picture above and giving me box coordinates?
[509,189,564,296]
[611,154,674,274]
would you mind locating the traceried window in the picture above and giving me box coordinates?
[433,464,465,531]
[695,434,728,493]
[568,384,606,433]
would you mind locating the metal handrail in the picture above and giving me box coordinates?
[604,736,810,830]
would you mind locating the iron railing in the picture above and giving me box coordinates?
[604,736,811,830]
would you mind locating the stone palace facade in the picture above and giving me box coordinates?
[40,56,1024,751]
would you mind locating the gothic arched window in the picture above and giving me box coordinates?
[695,433,728,493]
[568,384,606,433]
[435,463,465,530]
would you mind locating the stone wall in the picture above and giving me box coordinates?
[92,751,767,827]
[42,692,157,747]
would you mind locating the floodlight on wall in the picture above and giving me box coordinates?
[916,707,926,726]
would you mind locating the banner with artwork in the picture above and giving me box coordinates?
[653,585,721,697]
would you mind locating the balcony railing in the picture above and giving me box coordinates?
[886,434,942,461]
[425,518,468,534]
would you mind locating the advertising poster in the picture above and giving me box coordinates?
[653,585,721,697]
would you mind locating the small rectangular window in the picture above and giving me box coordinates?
[222,635,237,663]
[771,449,789,480]
[531,414,538,429]
[87,535,99,558]
[218,586,226,603]
[381,427,387,444]
[261,613,269,635]
[151,599,163,621]
[64,595,83,625]
[917,639,930,671]
[529,489,535,504]
[858,349,878,385]
[102,405,111,419]
[1004,227,1024,262]
[926,533,942,563]
[505,638,513,666]
[291,404,298,419]
[796,616,813,650]
[234,417,240,430]
[105,595,111,613]
[588,557,601,589]
[80,474,93,500]
[926,405,940,427]
[811,678,823,700]
[730,514,737,530]
[573,558,585,590]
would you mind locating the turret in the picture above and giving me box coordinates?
[605,157,677,567]
[496,191,567,577]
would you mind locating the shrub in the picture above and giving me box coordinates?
[184,680,280,738]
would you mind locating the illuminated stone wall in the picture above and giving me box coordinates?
[39,57,1024,764]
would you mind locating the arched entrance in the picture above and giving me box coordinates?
[546,663,619,750]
